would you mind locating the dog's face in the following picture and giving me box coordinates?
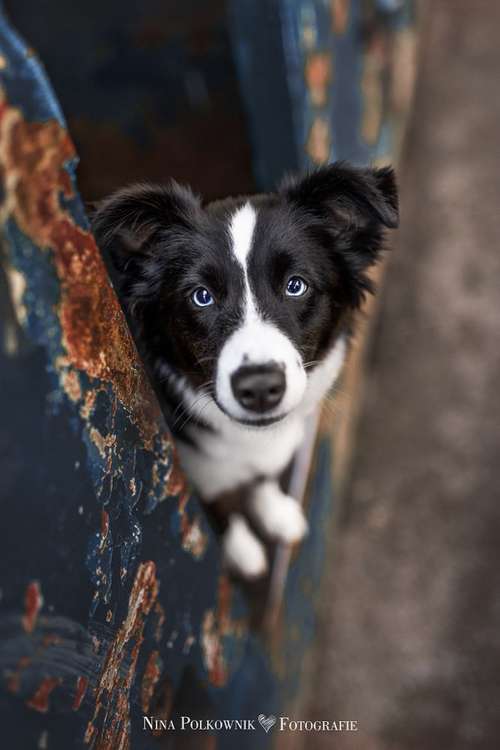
[93,163,398,427]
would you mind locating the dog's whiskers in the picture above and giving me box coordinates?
[176,393,213,432]
[170,380,214,421]
[172,384,214,431]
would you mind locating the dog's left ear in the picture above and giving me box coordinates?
[281,162,398,307]
[281,161,398,231]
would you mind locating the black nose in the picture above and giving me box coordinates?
[231,364,286,414]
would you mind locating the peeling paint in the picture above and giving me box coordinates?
[27,677,61,713]
[306,116,331,164]
[141,650,162,713]
[305,53,331,106]
[80,388,97,419]
[61,367,82,403]
[85,561,159,749]
[5,655,31,693]
[89,427,116,461]
[201,577,246,688]
[100,510,110,550]
[147,435,187,510]
[181,514,208,560]
[22,581,43,633]
[331,0,350,35]
[0,95,161,449]
[4,261,27,326]
[153,601,166,644]
[72,676,88,711]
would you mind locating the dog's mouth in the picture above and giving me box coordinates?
[214,397,288,427]
[232,413,287,427]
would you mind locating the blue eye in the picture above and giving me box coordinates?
[191,287,215,308]
[285,276,308,297]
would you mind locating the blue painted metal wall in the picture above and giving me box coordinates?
[0,2,415,748]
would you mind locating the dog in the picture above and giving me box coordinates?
[92,162,398,579]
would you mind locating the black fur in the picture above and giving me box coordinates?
[92,162,398,435]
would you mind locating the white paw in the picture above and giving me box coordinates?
[250,487,308,544]
[222,514,268,579]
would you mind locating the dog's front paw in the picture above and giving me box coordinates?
[222,514,268,579]
[250,485,308,544]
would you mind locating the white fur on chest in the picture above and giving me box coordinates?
[178,415,305,499]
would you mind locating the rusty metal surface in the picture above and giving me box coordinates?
[0,2,415,748]
[0,9,272,750]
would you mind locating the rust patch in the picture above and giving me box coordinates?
[153,601,166,643]
[0,97,160,448]
[306,117,331,165]
[149,436,187,505]
[305,53,332,106]
[27,677,61,713]
[165,446,187,497]
[201,576,246,688]
[4,261,27,326]
[6,633,62,695]
[141,650,162,713]
[331,0,350,35]
[80,388,97,420]
[6,655,31,693]
[22,581,43,633]
[100,509,110,550]
[61,367,82,403]
[181,514,208,560]
[89,427,116,461]
[84,561,159,749]
[150,678,174,737]
[41,633,61,648]
[360,34,386,145]
[73,676,89,711]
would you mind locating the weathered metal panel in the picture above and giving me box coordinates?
[0,2,416,748]
[0,8,274,750]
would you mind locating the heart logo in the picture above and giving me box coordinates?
[258,714,277,733]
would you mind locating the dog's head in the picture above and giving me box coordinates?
[93,163,398,428]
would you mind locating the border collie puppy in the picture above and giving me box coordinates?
[93,163,398,579]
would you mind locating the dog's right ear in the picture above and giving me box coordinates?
[92,181,201,276]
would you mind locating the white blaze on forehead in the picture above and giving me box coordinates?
[216,201,307,422]
[229,202,257,267]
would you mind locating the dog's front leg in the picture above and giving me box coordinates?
[222,513,268,579]
[248,479,308,544]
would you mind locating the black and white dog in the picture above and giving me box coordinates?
[93,162,398,578]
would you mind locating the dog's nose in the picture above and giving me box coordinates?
[231,364,286,413]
